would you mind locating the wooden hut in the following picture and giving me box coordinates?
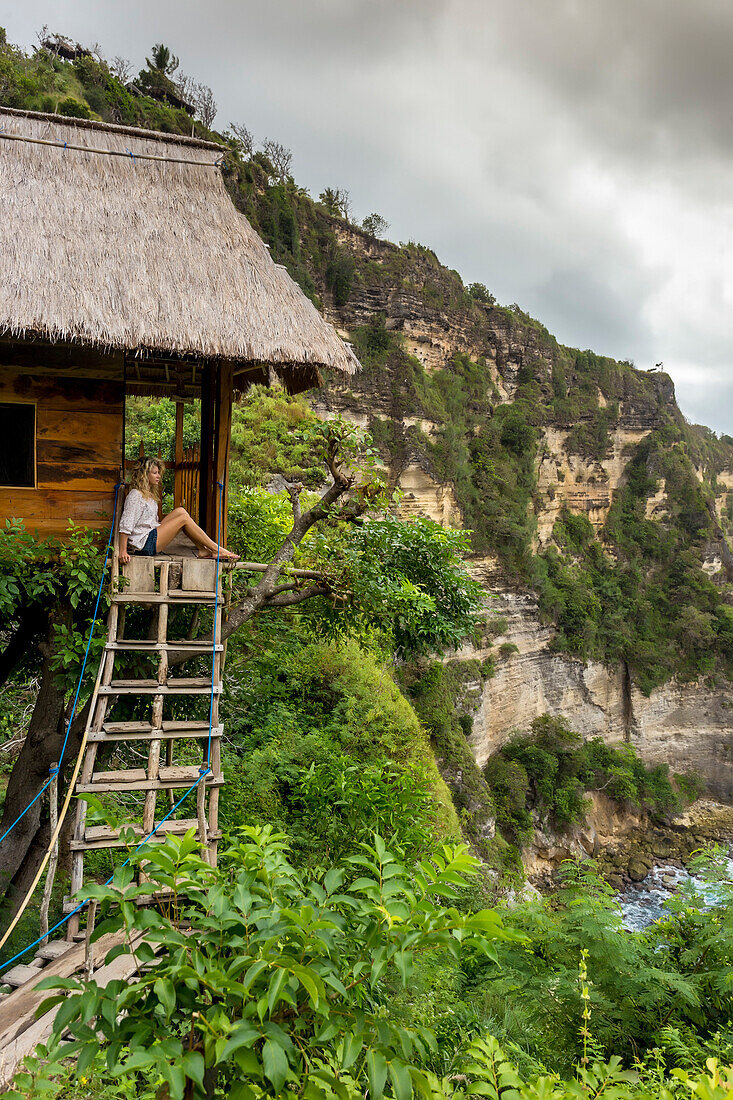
[0,106,358,543]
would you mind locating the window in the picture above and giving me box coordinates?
[0,402,36,487]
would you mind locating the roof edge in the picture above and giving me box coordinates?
[0,105,223,152]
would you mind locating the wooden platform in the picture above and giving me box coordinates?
[0,931,160,1088]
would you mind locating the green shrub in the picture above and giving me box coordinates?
[57,96,92,118]
[483,714,683,845]
[28,828,507,1100]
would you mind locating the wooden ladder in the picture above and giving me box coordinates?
[66,552,225,939]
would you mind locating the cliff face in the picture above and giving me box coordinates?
[461,584,733,800]
[310,220,733,795]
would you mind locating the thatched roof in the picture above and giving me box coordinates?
[0,108,359,390]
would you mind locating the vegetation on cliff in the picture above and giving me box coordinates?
[348,320,733,692]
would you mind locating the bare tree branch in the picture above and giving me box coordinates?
[261,139,293,181]
[229,123,255,158]
[221,471,356,639]
[263,585,331,608]
[286,482,303,524]
[268,583,299,598]
[111,56,133,83]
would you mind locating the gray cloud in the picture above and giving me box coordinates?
[4,0,733,434]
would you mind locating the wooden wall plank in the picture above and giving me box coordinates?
[0,375,124,414]
[37,409,122,447]
[0,362,123,538]
[0,488,116,536]
[0,342,124,381]
[37,440,122,468]
[36,464,120,492]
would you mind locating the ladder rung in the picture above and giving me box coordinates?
[77,767,223,793]
[71,820,222,851]
[100,678,222,695]
[91,722,223,743]
[62,886,177,914]
[113,592,217,605]
[35,941,72,962]
[105,640,223,653]
[0,963,44,988]
[169,589,222,599]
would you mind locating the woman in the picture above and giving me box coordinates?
[118,457,239,565]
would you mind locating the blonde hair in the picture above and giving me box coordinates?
[129,457,164,501]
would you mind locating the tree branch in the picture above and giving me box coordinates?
[268,582,298,598]
[286,482,303,524]
[220,468,355,639]
[262,585,331,608]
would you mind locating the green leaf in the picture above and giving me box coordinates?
[52,995,81,1035]
[389,1060,413,1100]
[160,1059,186,1100]
[267,966,289,1015]
[181,1051,205,1089]
[263,1038,289,1094]
[367,1049,388,1099]
[221,1022,261,1061]
[76,1043,97,1077]
[154,977,176,1019]
[242,958,269,990]
[340,1032,363,1070]
[394,950,413,985]
[233,1048,262,1077]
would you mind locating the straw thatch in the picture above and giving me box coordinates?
[0,108,360,386]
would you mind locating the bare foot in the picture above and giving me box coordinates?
[197,547,239,561]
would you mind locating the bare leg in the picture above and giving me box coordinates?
[155,509,238,559]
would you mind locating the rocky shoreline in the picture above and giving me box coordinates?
[524,795,733,889]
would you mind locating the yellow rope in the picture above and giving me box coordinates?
[0,719,92,953]
[0,527,121,957]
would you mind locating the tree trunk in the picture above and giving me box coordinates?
[0,608,89,928]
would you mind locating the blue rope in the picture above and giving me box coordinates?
[0,484,123,849]
[0,482,227,969]
[0,774,207,971]
[205,481,224,768]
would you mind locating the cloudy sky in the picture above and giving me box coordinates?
[6,1,733,433]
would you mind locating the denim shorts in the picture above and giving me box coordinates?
[133,528,158,556]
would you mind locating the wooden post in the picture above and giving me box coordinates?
[199,363,215,535]
[212,362,233,548]
[39,764,59,945]
[174,400,184,510]
[84,900,98,980]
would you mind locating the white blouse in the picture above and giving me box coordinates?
[119,489,160,550]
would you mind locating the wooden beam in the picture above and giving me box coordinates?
[199,363,215,534]
[212,361,233,547]
[0,929,162,1089]
[174,400,184,509]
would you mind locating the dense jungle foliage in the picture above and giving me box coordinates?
[12,836,733,1099]
[2,27,733,1098]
